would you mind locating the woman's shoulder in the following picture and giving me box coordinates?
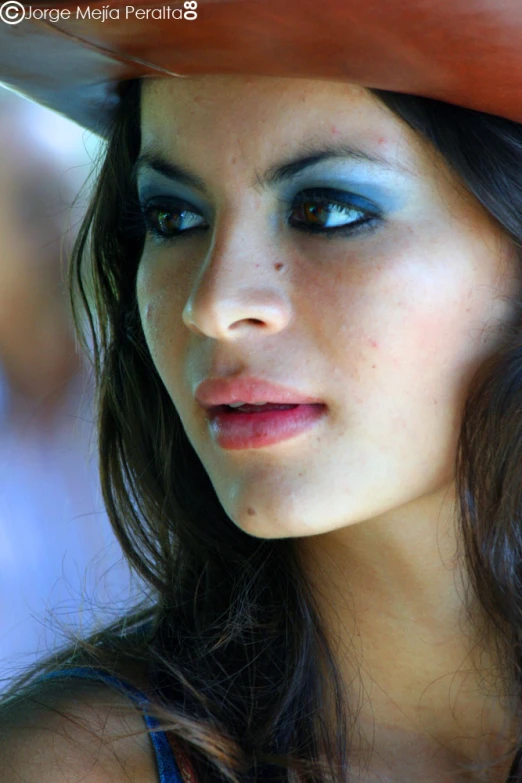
[0,656,163,783]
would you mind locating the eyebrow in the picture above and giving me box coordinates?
[133,139,407,197]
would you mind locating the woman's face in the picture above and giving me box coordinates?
[136,76,518,539]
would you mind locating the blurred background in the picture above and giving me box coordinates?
[0,84,147,692]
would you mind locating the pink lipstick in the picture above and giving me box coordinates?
[206,402,326,449]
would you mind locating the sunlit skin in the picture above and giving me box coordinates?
[136,76,520,778]
[0,94,91,420]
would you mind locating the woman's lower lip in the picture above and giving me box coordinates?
[206,404,327,450]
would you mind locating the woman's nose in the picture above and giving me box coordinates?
[181,217,292,341]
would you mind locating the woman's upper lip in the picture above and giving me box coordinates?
[194,376,325,409]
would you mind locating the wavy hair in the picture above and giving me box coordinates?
[2,78,522,782]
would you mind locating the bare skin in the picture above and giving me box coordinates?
[135,75,521,780]
[0,94,94,427]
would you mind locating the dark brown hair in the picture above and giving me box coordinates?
[2,78,522,783]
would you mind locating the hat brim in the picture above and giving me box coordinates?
[1,0,522,136]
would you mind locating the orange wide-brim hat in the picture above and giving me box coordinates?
[0,0,521,136]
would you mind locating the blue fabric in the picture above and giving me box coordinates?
[34,667,184,783]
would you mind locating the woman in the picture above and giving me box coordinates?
[1,3,522,783]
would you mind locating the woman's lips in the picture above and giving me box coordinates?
[194,376,325,409]
[213,403,298,413]
[206,403,327,450]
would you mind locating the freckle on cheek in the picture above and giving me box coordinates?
[247,507,257,516]
[274,263,284,271]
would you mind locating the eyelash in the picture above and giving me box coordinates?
[122,187,382,243]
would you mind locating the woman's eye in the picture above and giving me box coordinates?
[141,199,207,239]
[288,188,380,236]
[133,188,381,244]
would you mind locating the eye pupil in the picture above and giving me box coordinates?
[304,202,325,224]
[158,210,179,232]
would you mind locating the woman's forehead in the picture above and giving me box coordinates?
[141,76,397,133]
[139,76,429,174]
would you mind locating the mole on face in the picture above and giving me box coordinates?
[274,263,284,271]
[247,507,257,516]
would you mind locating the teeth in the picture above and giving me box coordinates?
[228,401,269,407]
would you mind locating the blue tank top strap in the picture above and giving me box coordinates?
[33,667,185,783]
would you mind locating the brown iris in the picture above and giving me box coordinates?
[298,202,328,226]
[156,208,182,233]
